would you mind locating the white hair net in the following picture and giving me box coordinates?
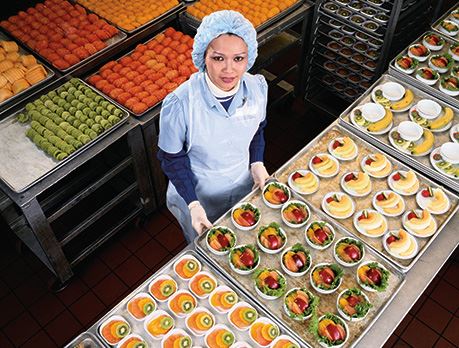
[192,10,258,72]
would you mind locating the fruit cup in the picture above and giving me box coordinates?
[149,275,177,302]
[167,290,197,318]
[254,268,287,300]
[257,222,287,254]
[229,244,260,275]
[204,324,235,348]
[209,285,239,314]
[336,288,372,322]
[173,255,201,281]
[280,243,311,277]
[188,271,217,299]
[126,292,156,320]
[283,287,316,321]
[281,200,311,228]
[206,226,236,255]
[262,182,291,209]
[356,261,390,292]
[271,335,301,348]
[160,328,192,348]
[227,301,258,331]
[316,313,349,348]
[144,310,175,340]
[249,317,280,347]
[333,237,365,267]
[117,334,148,348]
[310,263,343,295]
[185,306,215,336]
[99,315,131,346]
[305,221,335,250]
[231,202,261,231]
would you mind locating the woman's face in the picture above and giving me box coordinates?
[205,34,249,91]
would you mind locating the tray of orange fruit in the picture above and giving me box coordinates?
[183,0,305,32]
[76,0,184,34]
[86,27,197,117]
[0,0,126,73]
[84,249,303,347]
[194,177,406,347]
[273,122,459,273]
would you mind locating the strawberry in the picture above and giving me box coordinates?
[421,188,432,197]
[365,157,374,165]
[332,140,342,149]
[376,193,386,201]
[407,211,417,220]
[386,235,397,245]
[292,172,303,180]
[326,196,334,203]
[344,173,355,182]
[312,156,323,164]
[392,173,401,181]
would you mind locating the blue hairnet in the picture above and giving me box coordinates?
[192,10,258,72]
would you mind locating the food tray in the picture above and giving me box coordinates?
[0,32,55,108]
[273,122,458,272]
[75,0,184,34]
[195,191,405,348]
[388,31,459,109]
[431,3,459,43]
[64,331,104,348]
[339,74,459,193]
[86,250,289,347]
[181,0,304,34]
[0,78,129,193]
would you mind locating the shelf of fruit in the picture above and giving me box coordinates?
[339,74,459,192]
[76,0,182,33]
[0,0,126,72]
[87,27,196,117]
[195,180,405,347]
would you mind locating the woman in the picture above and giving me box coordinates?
[158,10,270,243]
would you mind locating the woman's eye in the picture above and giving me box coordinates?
[212,56,223,61]
[234,56,244,62]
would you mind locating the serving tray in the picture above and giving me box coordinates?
[274,123,458,272]
[195,190,405,348]
[431,3,459,44]
[339,74,459,193]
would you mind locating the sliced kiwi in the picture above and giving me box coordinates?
[268,325,279,339]
[222,332,235,345]
[198,314,213,328]
[133,343,147,348]
[160,317,174,330]
[114,322,129,337]
[160,283,174,297]
[222,293,237,305]
[178,336,192,348]
[142,302,155,315]
[181,300,194,313]
[185,260,198,272]
[242,308,257,323]
[200,280,214,293]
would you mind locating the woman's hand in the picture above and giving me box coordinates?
[251,162,270,189]
[188,201,213,235]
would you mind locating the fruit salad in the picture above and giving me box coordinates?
[174,256,201,280]
[281,201,310,227]
[316,313,348,347]
[127,293,156,320]
[118,334,147,348]
[206,226,236,254]
[228,302,258,330]
[310,263,343,294]
[209,286,239,313]
[149,275,177,302]
[145,311,175,339]
[283,287,317,321]
[161,329,192,348]
[168,290,197,317]
[185,307,215,335]
[205,325,235,348]
[231,203,260,230]
[263,182,290,208]
[334,237,364,266]
[188,272,217,298]
[357,262,390,292]
[99,316,131,345]
[257,222,287,253]
[229,244,260,274]
[337,288,372,321]
[254,268,287,300]
[249,318,280,347]
[281,243,311,276]
[305,221,335,250]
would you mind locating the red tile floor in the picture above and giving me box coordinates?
[0,98,458,347]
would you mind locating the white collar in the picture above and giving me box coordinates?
[205,72,240,98]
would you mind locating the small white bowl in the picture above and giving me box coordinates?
[372,190,406,217]
[270,334,301,348]
[449,46,459,61]
[167,290,197,318]
[281,200,311,228]
[229,245,260,275]
[439,20,459,36]
[353,209,388,238]
[173,255,202,281]
[415,68,439,85]
[395,56,417,74]
[227,301,258,332]
[144,310,175,340]
[254,269,286,300]
[356,261,389,292]
[417,99,442,119]
[310,263,343,294]
[336,289,371,322]
[408,44,431,62]
[322,192,355,219]
[287,169,320,195]
[381,82,406,101]
[185,306,215,336]
[382,230,419,260]
[309,153,340,178]
[208,285,239,314]
[206,226,236,256]
[205,324,235,348]
[333,237,365,267]
[439,78,459,96]
[359,102,386,121]
[188,271,218,299]
[257,225,287,254]
[148,275,178,302]
[283,287,315,321]
[440,142,459,164]
[429,55,451,74]
[317,314,349,348]
[402,209,437,238]
[231,202,261,231]
[99,315,131,346]
[305,221,336,250]
[340,171,372,197]
[398,121,424,141]
[117,334,147,348]
[262,182,291,209]
[280,245,312,277]
[126,292,156,321]
[160,328,192,348]
[423,35,444,51]
[249,317,279,347]
[416,187,451,215]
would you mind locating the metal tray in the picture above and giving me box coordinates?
[64,331,104,348]
[388,30,459,109]
[0,78,129,193]
[75,0,184,34]
[431,3,459,43]
[181,0,304,34]
[195,189,405,348]
[0,32,55,108]
[85,250,291,347]
[340,74,459,193]
[273,122,459,272]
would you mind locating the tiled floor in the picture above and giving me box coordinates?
[0,97,458,347]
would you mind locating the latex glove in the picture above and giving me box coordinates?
[189,201,212,235]
[251,162,270,190]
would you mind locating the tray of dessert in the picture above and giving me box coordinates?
[84,250,300,348]
[76,0,183,34]
[0,33,55,108]
[0,78,129,193]
[273,122,458,273]
[431,3,459,44]
[388,31,459,109]
[0,0,126,73]
[86,27,196,117]
[182,0,304,33]
[195,187,405,348]
[339,74,459,193]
